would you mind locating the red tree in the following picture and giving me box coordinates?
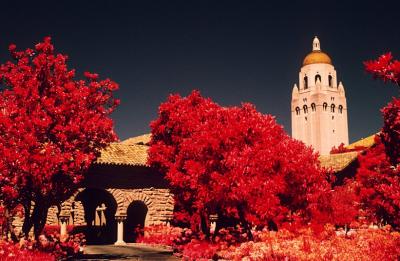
[355,53,400,229]
[149,91,329,239]
[364,52,400,86]
[365,53,400,165]
[356,136,400,228]
[0,37,119,238]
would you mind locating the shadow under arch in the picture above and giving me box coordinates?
[75,188,117,244]
[124,200,148,243]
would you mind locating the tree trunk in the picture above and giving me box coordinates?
[22,202,33,238]
[32,201,49,239]
[212,212,222,241]
[238,205,253,241]
[200,210,210,239]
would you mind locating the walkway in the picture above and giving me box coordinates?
[77,244,179,260]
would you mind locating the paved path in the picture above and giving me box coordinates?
[77,244,179,260]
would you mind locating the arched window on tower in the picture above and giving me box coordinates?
[323,102,328,111]
[303,105,308,114]
[304,76,308,89]
[331,104,335,113]
[315,74,321,84]
[311,103,316,112]
[338,105,343,114]
[295,107,300,115]
[328,75,333,87]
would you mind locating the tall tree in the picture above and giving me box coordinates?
[365,53,400,165]
[0,37,119,238]
[356,53,400,229]
[148,91,328,238]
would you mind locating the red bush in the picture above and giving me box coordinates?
[136,225,182,246]
[219,227,400,261]
[0,240,54,261]
[42,225,74,236]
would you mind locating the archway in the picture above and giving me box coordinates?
[75,188,117,244]
[124,201,148,242]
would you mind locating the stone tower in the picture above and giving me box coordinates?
[291,36,349,155]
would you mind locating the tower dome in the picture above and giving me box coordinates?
[302,36,332,66]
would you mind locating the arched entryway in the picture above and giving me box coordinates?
[75,188,117,244]
[124,201,148,242]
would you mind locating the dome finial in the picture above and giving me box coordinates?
[313,36,320,51]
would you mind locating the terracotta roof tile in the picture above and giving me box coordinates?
[346,134,377,150]
[121,134,151,146]
[319,151,358,172]
[95,143,149,166]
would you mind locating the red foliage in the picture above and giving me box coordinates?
[42,225,74,236]
[381,97,400,165]
[137,225,400,260]
[180,240,219,260]
[0,230,84,260]
[360,54,400,228]
[0,240,54,261]
[355,136,400,228]
[218,227,400,261]
[364,52,400,86]
[136,225,182,246]
[365,53,400,165]
[0,37,119,237]
[149,91,329,236]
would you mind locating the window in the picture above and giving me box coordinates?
[323,102,328,111]
[338,105,343,114]
[295,107,300,115]
[328,75,333,87]
[303,105,308,114]
[315,74,321,83]
[304,76,308,89]
[311,103,316,112]
[331,104,335,113]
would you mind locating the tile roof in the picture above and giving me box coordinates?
[96,133,375,171]
[95,143,149,166]
[319,151,358,172]
[346,134,377,150]
[121,134,151,146]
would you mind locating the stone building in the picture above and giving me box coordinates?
[291,36,349,155]
[44,134,174,245]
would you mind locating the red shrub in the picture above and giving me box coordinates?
[0,240,54,261]
[136,225,182,247]
[181,240,219,261]
[42,225,74,236]
[218,227,400,261]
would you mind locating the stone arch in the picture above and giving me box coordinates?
[60,188,125,216]
[74,188,118,244]
[122,192,155,227]
[106,188,125,215]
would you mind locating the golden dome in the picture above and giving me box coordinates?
[303,51,332,66]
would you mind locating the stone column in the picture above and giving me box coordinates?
[59,215,69,238]
[114,216,127,246]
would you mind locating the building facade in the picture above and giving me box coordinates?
[11,134,175,245]
[291,37,349,155]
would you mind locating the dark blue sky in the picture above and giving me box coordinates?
[1,0,399,142]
